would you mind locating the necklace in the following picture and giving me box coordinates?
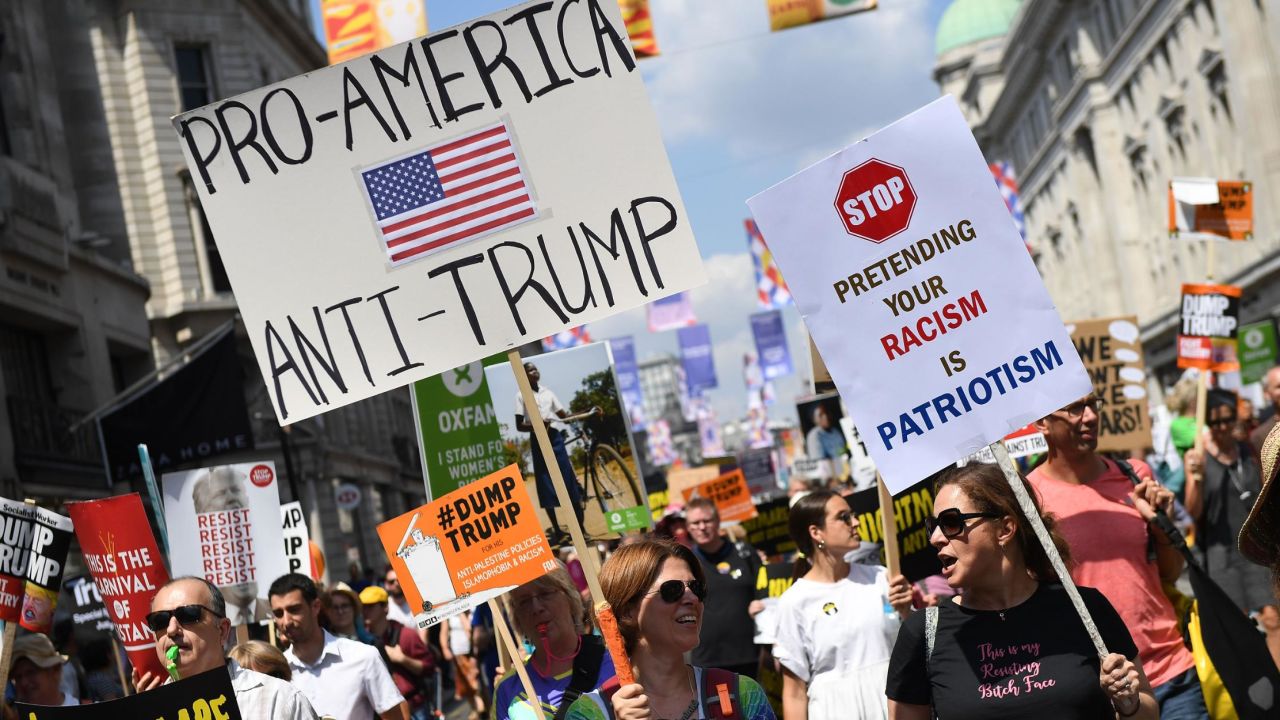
[656,699,698,720]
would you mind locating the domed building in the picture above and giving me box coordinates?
[932,0,1280,391]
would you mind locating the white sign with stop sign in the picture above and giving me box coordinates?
[747,96,1090,491]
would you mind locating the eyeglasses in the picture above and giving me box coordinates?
[687,519,716,527]
[926,508,1002,539]
[645,579,707,603]
[1208,415,1238,428]
[330,603,353,613]
[145,604,222,633]
[513,589,561,613]
[1055,398,1098,419]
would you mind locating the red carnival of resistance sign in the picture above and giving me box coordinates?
[68,494,171,679]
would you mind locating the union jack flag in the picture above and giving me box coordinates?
[541,325,591,351]
[989,161,1027,243]
[747,219,791,310]
[361,121,536,267]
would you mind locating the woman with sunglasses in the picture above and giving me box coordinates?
[773,490,913,720]
[886,463,1156,720]
[563,539,775,720]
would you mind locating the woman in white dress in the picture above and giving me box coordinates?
[773,490,912,720]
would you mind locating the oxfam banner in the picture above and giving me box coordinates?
[414,355,507,501]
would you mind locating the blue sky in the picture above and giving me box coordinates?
[312,0,955,426]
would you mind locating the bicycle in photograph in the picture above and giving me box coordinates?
[558,407,644,518]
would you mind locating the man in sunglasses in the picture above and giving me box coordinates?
[137,576,318,718]
[1030,395,1208,720]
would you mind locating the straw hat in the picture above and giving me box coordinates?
[10,634,66,670]
[1239,421,1280,566]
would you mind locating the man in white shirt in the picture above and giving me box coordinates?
[136,576,318,719]
[383,568,415,628]
[514,362,594,545]
[269,573,407,720]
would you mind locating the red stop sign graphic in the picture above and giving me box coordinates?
[833,159,916,243]
[249,463,274,487]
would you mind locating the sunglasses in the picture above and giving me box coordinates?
[1208,415,1238,428]
[145,604,222,633]
[645,579,707,603]
[926,508,1001,539]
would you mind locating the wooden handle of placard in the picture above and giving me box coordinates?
[989,442,1108,658]
[490,599,540,717]
[0,621,18,713]
[235,624,249,646]
[111,634,131,696]
[875,475,901,578]
[508,350,606,605]
[595,602,635,685]
[1192,369,1209,453]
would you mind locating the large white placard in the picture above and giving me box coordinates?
[162,462,289,625]
[747,97,1090,491]
[172,0,705,424]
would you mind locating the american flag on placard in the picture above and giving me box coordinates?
[361,121,536,267]
[989,161,1027,244]
[541,325,591,352]
[747,219,791,310]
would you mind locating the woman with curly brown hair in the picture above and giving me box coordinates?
[885,463,1157,720]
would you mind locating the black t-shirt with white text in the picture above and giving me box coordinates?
[886,583,1138,719]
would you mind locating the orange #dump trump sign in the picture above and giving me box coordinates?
[377,464,553,628]
[682,469,757,522]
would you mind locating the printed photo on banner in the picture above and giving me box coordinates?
[413,354,508,501]
[796,393,849,481]
[845,478,942,582]
[279,501,313,578]
[170,0,707,425]
[748,96,1091,492]
[485,342,644,538]
[18,666,243,720]
[376,464,554,628]
[162,462,289,626]
[1178,283,1241,371]
[0,498,74,634]
[67,494,172,679]
[681,469,757,522]
[1068,316,1151,451]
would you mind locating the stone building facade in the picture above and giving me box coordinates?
[935,0,1280,385]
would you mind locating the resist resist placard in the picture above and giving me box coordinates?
[171,0,705,424]
[747,97,1090,491]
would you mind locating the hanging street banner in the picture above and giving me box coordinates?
[681,469,757,522]
[751,310,794,380]
[678,324,718,394]
[61,575,115,646]
[377,464,553,628]
[1178,284,1241,371]
[1067,316,1151,451]
[98,329,253,484]
[747,96,1090,492]
[413,355,507,500]
[646,418,677,467]
[846,477,941,582]
[163,462,289,626]
[18,666,244,720]
[618,0,659,57]
[1239,320,1279,385]
[611,336,647,430]
[67,494,171,679]
[321,0,428,65]
[0,499,74,633]
[740,496,793,556]
[171,0,706,425]
[647,291,698,331]
[767,0,877,32]
[1168,178,1254,241]
[280,501,313,578]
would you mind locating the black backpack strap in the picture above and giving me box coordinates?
[553,635,606,720]
[701,667,740,719]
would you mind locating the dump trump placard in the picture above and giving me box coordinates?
[377,463,553,628]
[1178,284,1240,371]
[747,96,1091,491]
[171,0,706,425]
[0,498,73,633]
[682,469,757,522]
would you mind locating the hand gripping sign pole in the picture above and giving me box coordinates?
[989,442,1108,658]
[875,474,901,578]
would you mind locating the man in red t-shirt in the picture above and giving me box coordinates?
[1030,394,1209,720]
[361,586,436,720]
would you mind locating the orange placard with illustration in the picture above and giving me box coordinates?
[682,469,758,522]
[377,464,554,628]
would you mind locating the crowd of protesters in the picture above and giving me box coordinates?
[7,373,1280,720]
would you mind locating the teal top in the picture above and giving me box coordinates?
[562,666,775,720]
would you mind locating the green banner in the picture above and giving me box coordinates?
[1239,320,1279,385]
[605,505,651,532]
[414,355,507,500]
